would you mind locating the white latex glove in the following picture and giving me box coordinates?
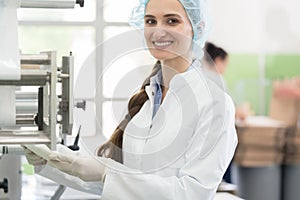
[22,145,47,166]
[48,152,107,182]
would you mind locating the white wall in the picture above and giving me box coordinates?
[209,0,300,54]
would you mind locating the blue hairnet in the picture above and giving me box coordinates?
[129,0,211,57]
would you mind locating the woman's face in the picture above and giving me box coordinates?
[144,0,193,61]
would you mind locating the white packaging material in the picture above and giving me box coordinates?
[0,0,21,80]
[0,86,16,126]
[24,144,52,161]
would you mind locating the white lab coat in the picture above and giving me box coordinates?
[38,59,237,200]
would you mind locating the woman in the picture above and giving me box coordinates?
[204,42,228,75]
[24,0,237,199]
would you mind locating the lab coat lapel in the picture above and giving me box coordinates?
[124,61,202,170]
[140,71,200,171]
[123,85,154,169]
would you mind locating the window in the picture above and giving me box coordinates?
[18,0,153,139]
[101,0,156,138]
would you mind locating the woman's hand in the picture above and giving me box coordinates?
[48,152,107,182]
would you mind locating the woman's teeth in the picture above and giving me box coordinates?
[153,41,173,47]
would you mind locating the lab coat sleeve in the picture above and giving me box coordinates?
[101,94,238,200]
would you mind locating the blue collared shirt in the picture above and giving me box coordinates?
[153,70,163,118]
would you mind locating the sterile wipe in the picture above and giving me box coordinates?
[24,144,52,161]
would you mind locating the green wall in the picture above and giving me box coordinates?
[265,55,300,79]
[224,54,300,115]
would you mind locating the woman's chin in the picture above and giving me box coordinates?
[150,50,178,61]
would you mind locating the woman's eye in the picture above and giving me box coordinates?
[145,19,156,25]
[167,18,179,24]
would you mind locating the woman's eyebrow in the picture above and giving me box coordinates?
[144,14,156,18]
[163,14,182,18]
[144,14,182,18]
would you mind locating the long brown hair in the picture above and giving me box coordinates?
[97,61,162,163]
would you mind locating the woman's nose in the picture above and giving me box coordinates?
[152,28,167,40]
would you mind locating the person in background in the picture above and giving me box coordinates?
[204,42,228,75]
[204,42,252,121]
[204,42,256,185]
[23,0,238,199]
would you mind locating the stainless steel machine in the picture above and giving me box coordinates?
[0,51,75,148]
[0,1,85,199]
[0,51,77,199]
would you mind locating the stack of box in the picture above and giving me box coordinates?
[268,80,300,164]
[234,116,288,200]
[234,79,300,200]
[234,116,287,167]
[269,79,300,200]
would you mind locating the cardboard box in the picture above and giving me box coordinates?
[269,96,299,126]
[268,79,300,164]
[284,127,300,164]
[269,80,300,126]
[284,154,300,165]
[235,116,287,148]
[234,116,287,167]
[286,127,300,154]
[234,146,284,167]
[236,126,286,148]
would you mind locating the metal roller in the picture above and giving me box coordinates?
[16,114,36,125]
[16,101,38,114]
[20,0,84,9]
[16,91,38,100]
[21,54,50,65]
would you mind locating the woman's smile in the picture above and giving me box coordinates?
[152,40,174,50]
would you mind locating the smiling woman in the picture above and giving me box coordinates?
[23,0,238,199]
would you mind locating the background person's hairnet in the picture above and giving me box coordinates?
[129,0,211,59]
